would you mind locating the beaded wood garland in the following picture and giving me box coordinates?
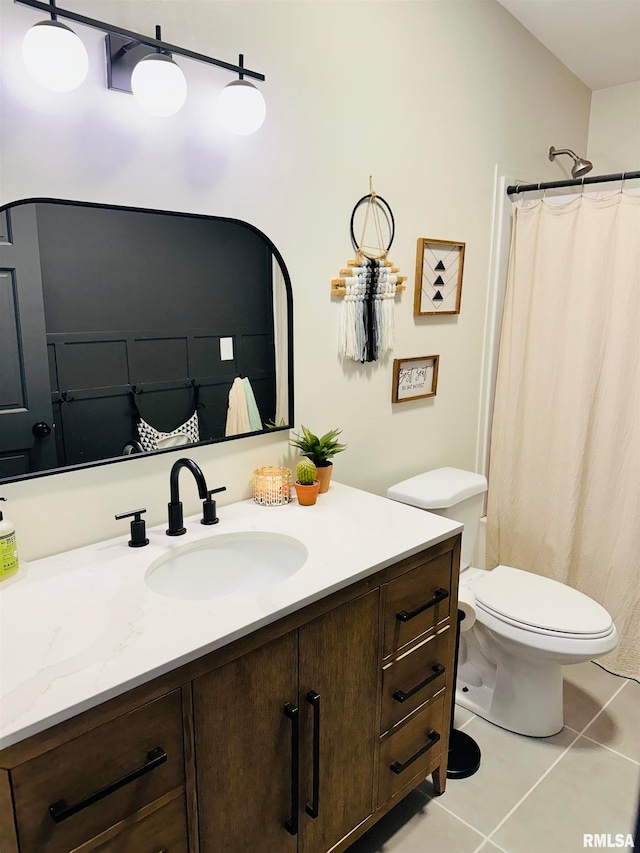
[332,182,406,363]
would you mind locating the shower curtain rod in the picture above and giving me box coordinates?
[507,170,640,196]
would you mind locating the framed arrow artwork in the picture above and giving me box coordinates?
[413,238,465,316]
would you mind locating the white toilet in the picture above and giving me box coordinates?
[387,468,618,737]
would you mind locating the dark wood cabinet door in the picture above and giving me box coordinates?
[193,631,298,853]
[298,590,380,853]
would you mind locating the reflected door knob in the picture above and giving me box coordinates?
[32,421,52,438]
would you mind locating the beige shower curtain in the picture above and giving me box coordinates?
[487,192,640,679]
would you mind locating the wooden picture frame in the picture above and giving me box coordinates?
[414,238,465,316]
[392,356,439,403]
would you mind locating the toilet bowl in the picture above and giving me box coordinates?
[386,468,618,737]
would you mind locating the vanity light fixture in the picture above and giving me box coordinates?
[216,56,267,136]
[22,18,88,92]
[16,0,267,132]
[129,26,187,117]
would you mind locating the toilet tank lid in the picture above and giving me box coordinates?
[386,467,487,509]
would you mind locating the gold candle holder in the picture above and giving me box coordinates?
[253,466,292,506]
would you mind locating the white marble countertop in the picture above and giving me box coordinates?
[0,483,461,751]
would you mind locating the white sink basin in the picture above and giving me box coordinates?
[145,532,308,601]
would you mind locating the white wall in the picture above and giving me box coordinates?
[587,81,640,173]
[0,0,591,561]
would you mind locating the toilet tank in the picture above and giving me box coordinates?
[386,468,487,570]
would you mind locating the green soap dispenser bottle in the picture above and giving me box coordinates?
[0,497,19,581]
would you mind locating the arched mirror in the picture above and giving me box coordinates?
[0,198,293,483]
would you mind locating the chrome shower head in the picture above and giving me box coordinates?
[549,146,593,179]
[571,156,594,178]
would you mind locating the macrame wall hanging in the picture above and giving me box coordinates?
[332,179,406,363]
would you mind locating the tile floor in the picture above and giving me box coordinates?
[347,663,639,853]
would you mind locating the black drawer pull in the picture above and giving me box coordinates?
[283,703,299,836]
[305,690,320,819]
[396,588,449,622]
[393,664,446,703]
[48,746,167,823]
[390,731,441,775]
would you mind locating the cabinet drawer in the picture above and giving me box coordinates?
[382,553,453,657]
[12,690,185,853]
[381,625,449,734]
[94,793,188,853]
[378,694,445,806]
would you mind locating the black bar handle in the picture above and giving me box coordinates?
[115,508,149,548]
[305,690,320,819]
[114,507,147,520]
[48,746,167,823]
[201,486,226,526]
[283,703,299,836]
[390,731,441,775]
[396,588,449,622]
[393,664,446,703]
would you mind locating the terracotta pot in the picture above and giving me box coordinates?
[315,462,333,494]
[294,480,321,506]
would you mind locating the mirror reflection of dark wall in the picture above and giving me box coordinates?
[0,201,292,482]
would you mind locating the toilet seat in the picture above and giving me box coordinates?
[471,565,614,639]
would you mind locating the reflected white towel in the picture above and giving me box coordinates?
[225,377,251,436]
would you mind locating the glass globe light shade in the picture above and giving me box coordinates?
[217,80,266,135]
[131,54,187,117]
[22,20,89,92]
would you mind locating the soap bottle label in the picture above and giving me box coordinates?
[0,531,18,576]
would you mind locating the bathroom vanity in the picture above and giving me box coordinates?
[0,484,461,853]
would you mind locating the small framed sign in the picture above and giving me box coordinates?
[414,238,465,315]
[392,355,439,403]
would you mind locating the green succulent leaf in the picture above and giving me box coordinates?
[290,425,347,465]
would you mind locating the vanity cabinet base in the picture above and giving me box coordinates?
[0,534,460,853]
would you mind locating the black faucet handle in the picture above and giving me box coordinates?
[202,486,226,526]
[115,508,149,548]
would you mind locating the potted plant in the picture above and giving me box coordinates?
[294,459,321,506]
[290,426,347,494]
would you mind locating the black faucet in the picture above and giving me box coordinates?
[167,458,209,536]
